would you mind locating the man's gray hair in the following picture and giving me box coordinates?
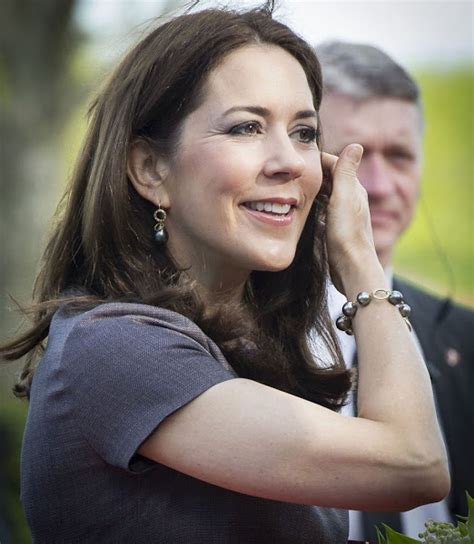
[315,41,421,108]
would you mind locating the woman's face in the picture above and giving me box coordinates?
[162,44,322,292]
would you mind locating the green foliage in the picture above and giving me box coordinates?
[418,520,470,543]
[376,493,474,544]
[376,524,421,543]
[394,67,474,306]
[0,396,30,543]
[0,55,10,106]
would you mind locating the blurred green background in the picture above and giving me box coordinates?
[394,68,473,305]
[0,0,472,541]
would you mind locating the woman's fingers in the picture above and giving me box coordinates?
[321,144,363,191]
[323,144,377,289]
[320,150,338,173]
[322,144,365,218]
[335,143,363,175]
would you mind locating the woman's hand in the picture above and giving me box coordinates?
[321,144,379,293]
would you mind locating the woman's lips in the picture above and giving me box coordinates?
[240,203,294,226]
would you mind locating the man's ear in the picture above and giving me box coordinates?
[127,139,171,207]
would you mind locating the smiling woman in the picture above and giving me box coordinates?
[0,2,450,543]
[128,44,322,283]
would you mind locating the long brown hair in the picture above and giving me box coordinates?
[1,2,351,408]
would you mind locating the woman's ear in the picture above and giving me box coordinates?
[127,139,171,207]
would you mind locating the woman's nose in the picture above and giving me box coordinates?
[262,134,305,180]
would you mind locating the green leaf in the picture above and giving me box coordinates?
[458,521,468,536]
[376,525,387,544]
[381,524,422,544]
[465,491,474,542]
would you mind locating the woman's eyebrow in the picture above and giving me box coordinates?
[222,105,271,117]
[222,105,318,122]
[293,110,318,121]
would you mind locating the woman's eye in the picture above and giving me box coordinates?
[294,127,318,144]
[229,122,262,136]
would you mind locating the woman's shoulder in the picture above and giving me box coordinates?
[51,300,233,372]
[60,301,205,339]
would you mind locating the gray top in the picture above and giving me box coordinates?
[21,302,348,543]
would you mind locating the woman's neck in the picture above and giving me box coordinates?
[193,275,247,306]
[170,250,249,306]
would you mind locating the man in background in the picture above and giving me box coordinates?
[316,41,474,541]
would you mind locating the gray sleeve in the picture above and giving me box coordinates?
[62,312,236,472]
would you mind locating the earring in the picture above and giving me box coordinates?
[153,205,168,245]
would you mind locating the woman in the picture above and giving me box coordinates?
[1,3,449,543]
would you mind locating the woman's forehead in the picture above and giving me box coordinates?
[200,44,315,114]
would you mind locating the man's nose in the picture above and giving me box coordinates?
[358,153,394,198]
[263,134,306,180]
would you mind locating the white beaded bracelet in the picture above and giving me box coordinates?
[335,289,412,336]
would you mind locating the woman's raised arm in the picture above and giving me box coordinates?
[139,144,450,511]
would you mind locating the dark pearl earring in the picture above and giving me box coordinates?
[153,206,168,245]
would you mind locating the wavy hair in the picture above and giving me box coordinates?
[1,1,351,408]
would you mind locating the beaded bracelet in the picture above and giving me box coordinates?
[335,289,412,336]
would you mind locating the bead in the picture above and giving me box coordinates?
[335,288,412,335]
[388,290,404,305]
[342,301,358,317]
[398,303,411,317]
[356,291,371,306]
[153,227,168,245]
[336,315,352,332]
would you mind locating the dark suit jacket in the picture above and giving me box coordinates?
[393,277,474,519]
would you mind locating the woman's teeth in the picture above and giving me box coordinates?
[246,202,291,214]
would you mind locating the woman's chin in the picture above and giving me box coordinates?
[252,252,295,273]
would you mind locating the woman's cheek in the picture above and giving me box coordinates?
[203,152,262,194]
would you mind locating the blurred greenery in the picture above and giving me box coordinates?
[394,68,474,306]
[0,398,29,543]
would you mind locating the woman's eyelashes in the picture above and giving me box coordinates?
[228,121,319,144]
[292,126,319,144]
[229,121,263,136]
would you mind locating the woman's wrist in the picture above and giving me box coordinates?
[337,250,387,300]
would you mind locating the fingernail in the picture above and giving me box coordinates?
[346,144,363,163]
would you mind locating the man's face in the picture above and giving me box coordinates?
[319,95,422,267]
